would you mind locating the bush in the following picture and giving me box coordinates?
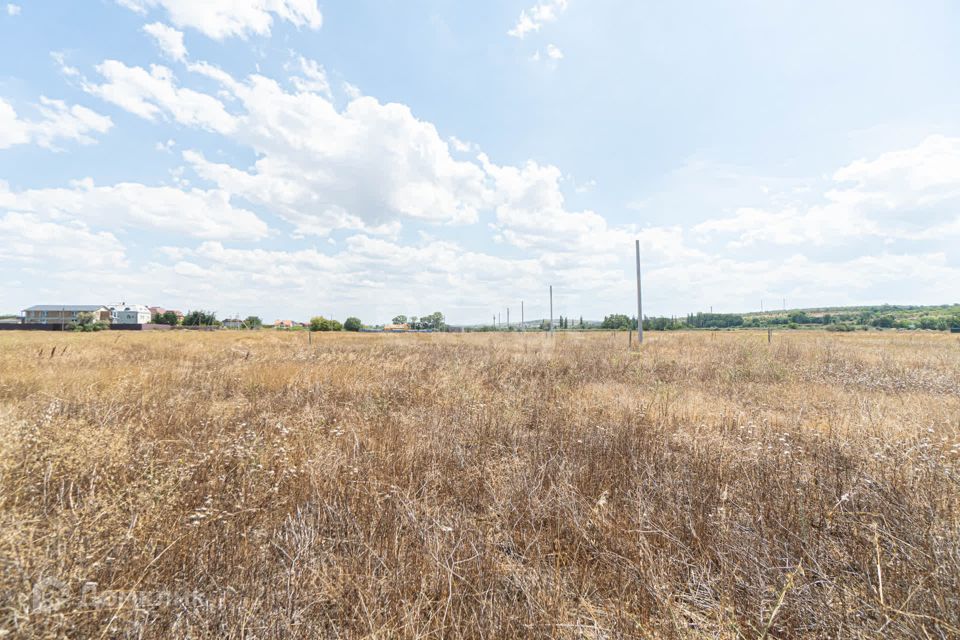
[826,323,855,332]
[344,317,362,332]
[152,311,180,326]
[310,316,343,332]
[183,310,218,326]
[600,314,633,330]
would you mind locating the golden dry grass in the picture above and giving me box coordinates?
[1,330,959,638]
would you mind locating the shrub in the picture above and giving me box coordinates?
[310,317,343,332]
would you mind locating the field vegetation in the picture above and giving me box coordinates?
[1,330,958,638]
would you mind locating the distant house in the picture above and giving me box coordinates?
[109,304,152,325]
[383,323,410,332]
[274,319,295,329]
[222,318,244,329]
[22,305,111,325]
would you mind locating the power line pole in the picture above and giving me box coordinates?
[549,285,554,334]
[635,240,643,345]
[521,300,524,332]
[507,308,510,329]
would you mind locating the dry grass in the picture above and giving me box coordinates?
[1,330,959,638]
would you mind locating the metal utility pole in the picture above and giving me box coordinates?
[507,308,510,329]
[521,301,524,331]
[635,240,643,345]
[549,285,554,334]
[493,314,496,329]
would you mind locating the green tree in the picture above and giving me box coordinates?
[343,317,362,332]
[72,312,108,332]
[601,314,632,330]
[244,316,263,329]
[310,317,343,332]
[413,312,445,331]
[152,310,179,325]
[183,310,218,326]
[392,315,407,325]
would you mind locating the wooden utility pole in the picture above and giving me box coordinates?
[635,240,643,345]
[521,301,524,332]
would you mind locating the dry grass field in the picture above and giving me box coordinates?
[1,330,959,638]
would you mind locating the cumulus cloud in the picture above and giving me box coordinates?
[143,22,187,61]
[0,96,112,150]
[290,56,331,97]
[116,0,321,40]
[83,60,236,133]
[180,68,491,235]
[694,135,960,247]
[74,54,700,301]
[0,178,268,241]
[6,4,20,16]
[0,212,127,270]
[508,0,568,39]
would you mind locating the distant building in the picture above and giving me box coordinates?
[274,319,295,329]
[222,318,244,329]
[383,323,410,332]
[22,305,111,325]
[109,304,152,325]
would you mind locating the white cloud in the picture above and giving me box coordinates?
[694,135,960,247]
[50,52,81,78]
[546,44,564,60]
[178,67,491,235]
[290,56,331,97]
[84,60,236,133]
[0,212,127,270]
[116,0,322,40]
[508,0,568,39]
[143,22,187,61]
[6,4,20,16]
[0,179,268,241]
[0,97,112,150]
[77,56,699,292]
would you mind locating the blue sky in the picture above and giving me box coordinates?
[2,0,959,324]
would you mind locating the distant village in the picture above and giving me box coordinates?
[0,303,456,333]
